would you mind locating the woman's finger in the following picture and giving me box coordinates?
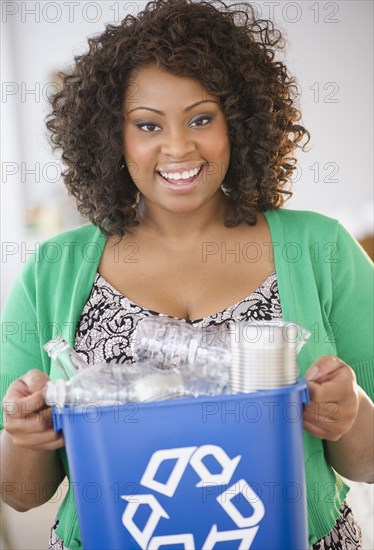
[3,371,50,420]
[3,392,51,424]
[8,427,64,449]
[19,369,51,393]
[303,419,342,441]
[4,409,55,435]
[305,356,348,383]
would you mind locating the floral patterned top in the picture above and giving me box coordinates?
[73,270,282,364]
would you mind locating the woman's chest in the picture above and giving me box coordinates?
[99,240,275,322]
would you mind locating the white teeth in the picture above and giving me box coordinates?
[160,166,201,181]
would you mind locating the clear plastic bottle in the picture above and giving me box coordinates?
[131,316,231,370]
[44,336,88,380]
[44,361,195,408]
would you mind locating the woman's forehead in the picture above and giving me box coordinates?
[123,64,218,109]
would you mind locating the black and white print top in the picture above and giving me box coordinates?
[73,270,282,364]
[48,271,362,550]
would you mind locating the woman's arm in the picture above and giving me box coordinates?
[0,370,65,511]
[1,431,65,511]
[303,356,374,483]
[324,386,374,483]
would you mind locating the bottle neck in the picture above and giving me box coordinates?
[44,337,88,380]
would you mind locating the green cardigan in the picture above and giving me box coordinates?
[1,208,373,548]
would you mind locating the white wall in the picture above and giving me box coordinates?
[1,2,373,548]
[1,10,27,307]
[281,0,373,238]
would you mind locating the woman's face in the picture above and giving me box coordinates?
[122,64,231,214]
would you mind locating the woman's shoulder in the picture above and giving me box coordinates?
[35,223,106,262]
[19,223,106,283]
[265,208,372,268]
[265,207,339,225]
[264,208,340,240]
[39,223,105,247]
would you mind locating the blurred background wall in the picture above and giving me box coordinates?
[1,1,373,548]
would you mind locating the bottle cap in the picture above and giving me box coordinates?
[44,379,67,408]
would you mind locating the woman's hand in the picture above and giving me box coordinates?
[303,356,359,441]
[2,369,64,451]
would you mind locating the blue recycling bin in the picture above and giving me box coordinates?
[53,380,309,550]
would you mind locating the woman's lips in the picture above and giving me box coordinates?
[156,164,205,192]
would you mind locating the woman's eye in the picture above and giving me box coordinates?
[191,117,212,128]
[137,122,161,133]
[136,116,212,132]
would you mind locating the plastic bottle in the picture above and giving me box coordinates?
[131,316,231,369]
[44,336,88,380]
[43,362,190,408]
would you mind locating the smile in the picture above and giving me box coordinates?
[156,164,206,193]
[157,164,204,185]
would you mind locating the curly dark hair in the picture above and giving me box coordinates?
[46,0,310,237]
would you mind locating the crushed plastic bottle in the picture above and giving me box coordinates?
[131,316,231,370]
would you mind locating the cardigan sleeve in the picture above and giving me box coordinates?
[0,254,49,430]
[329,222,374,400]
[0,224,105,430]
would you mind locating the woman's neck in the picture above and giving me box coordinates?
[136,190,232,246]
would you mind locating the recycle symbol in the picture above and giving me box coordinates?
[121,444,265,549]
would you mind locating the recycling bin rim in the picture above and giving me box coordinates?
[52,378,309,418]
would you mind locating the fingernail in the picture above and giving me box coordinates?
[305,366,319,381]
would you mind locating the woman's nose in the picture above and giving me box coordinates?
[160,128,196,158]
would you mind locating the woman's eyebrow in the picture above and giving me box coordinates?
[127,99,220,115]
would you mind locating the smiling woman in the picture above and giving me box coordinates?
[0,1,373,550]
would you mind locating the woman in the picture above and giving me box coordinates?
[1,0,373,548]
